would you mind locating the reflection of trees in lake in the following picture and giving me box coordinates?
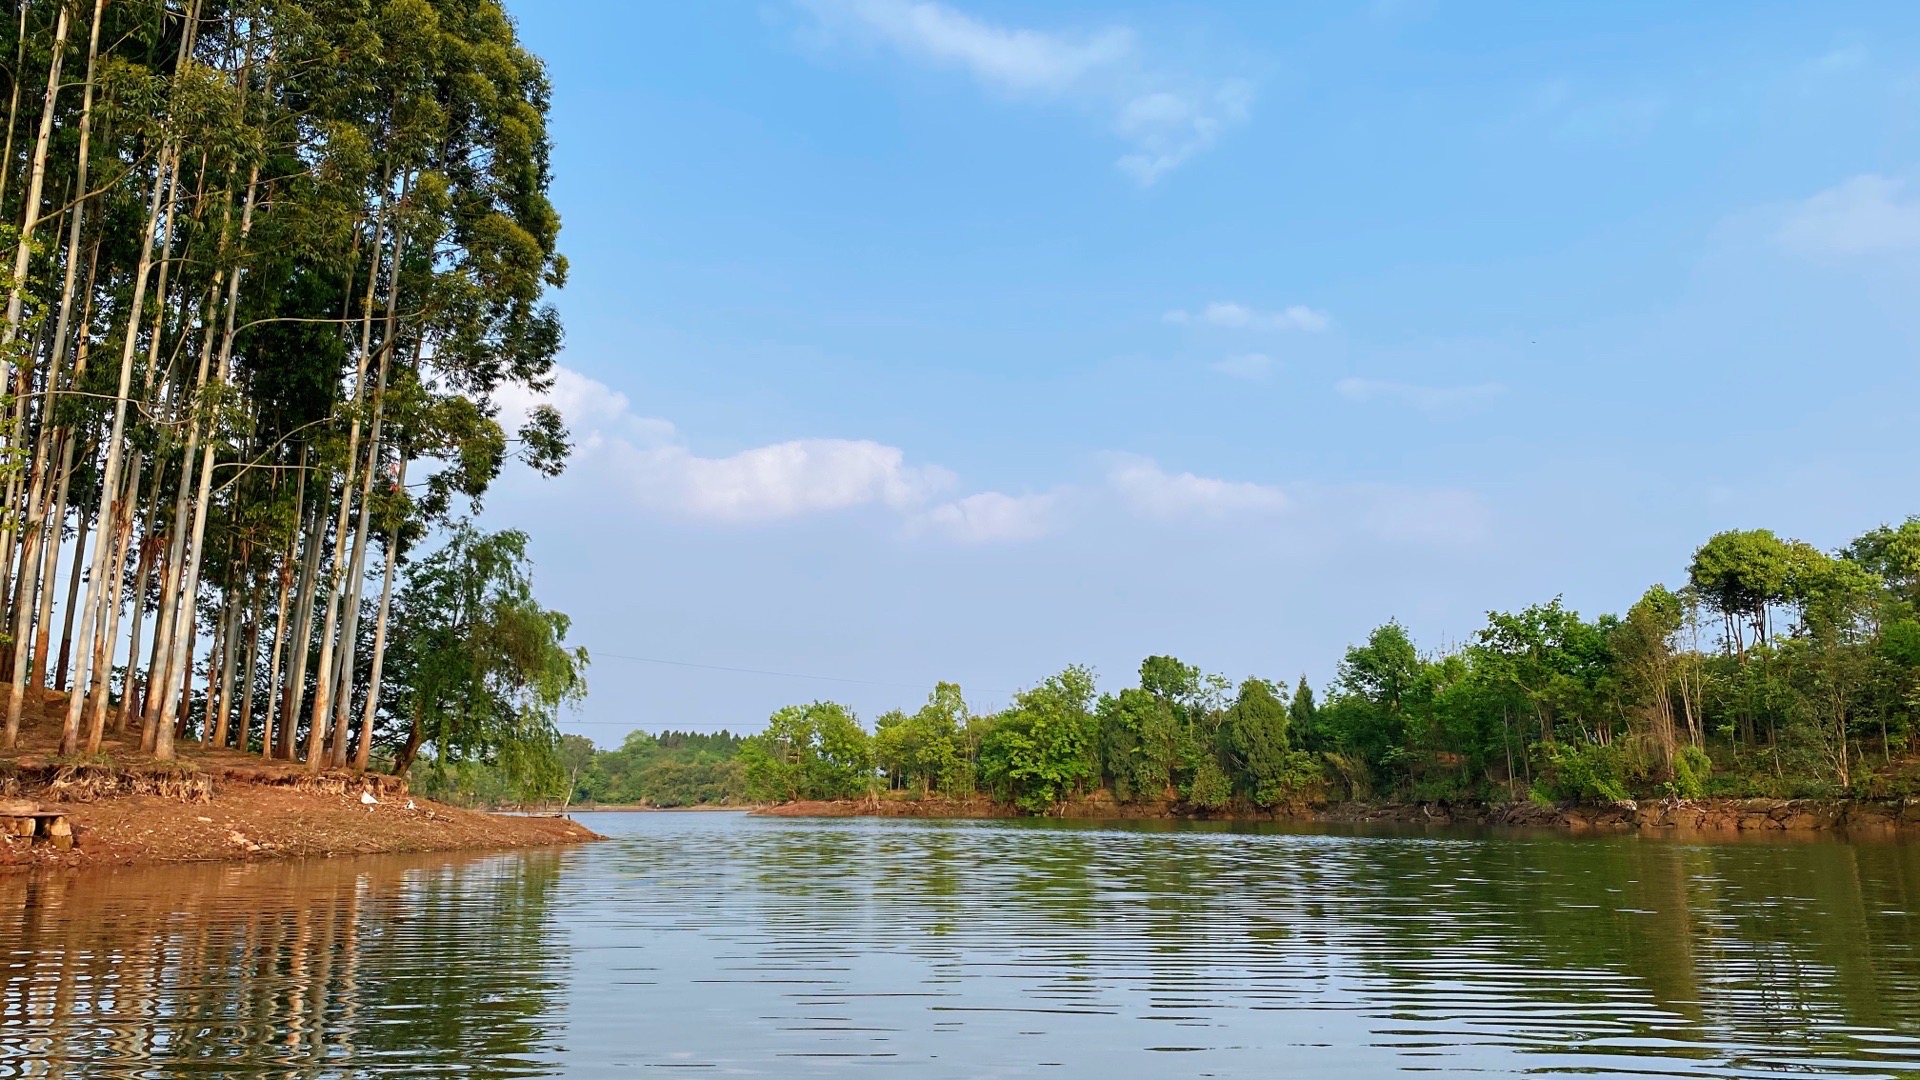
[618,818,1920,1069]
[0,852,567,1075]
[1261,832,1920,1063]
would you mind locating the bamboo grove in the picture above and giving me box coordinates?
[0,0,573,769]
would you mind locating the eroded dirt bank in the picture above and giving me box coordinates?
[754,791,1920,834]
[0,689,600,873]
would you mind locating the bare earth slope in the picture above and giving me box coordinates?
[0,686,599,873]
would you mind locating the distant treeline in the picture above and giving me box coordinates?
[418,729,746,808]
[734,521,1920,813]
[459,521,1920,812]
[561,730,746,807]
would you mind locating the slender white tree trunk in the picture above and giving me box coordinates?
[1,0,69,343]
[57,141,180,754]
[306,188,391,769]
[355,457,406,772]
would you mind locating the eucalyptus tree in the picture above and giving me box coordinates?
[0,0,576,776]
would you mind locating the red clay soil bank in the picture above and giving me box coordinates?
[0,784,600,873]
[0,687,600,873]
[755,791,1920,834]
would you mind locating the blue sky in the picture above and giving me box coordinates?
[491,0,1920,739]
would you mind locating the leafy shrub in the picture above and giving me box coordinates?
[1408,773,1474,804]
[1316,751,1373,801]
[1670,744,1711,799]
[1535,741,1631,803]
[1185,757,1233,810]
[1252,751,1325,808]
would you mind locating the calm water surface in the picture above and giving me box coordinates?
[4,812,1920,1077]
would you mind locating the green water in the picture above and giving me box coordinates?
[4,812,1919,1077]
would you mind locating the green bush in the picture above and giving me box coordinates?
[1316,751,1373,801]
[1251,750,1325,808]
[1535,741,1631,803]
[1185,757,1233,810]
[1408,773,1474,804]
[1670,744,1711,799]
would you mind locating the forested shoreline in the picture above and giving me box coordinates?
[9,4,1910,831]
[0,0,585,789]
[522,519,1920,819]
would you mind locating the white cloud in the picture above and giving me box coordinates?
[1210,352,1274,380]
[1114,81,1253,185]
[506,368,1488,553]
[1106,455,1287,519]
[1778,174,1920,255]
[799,0,1133,95]
[795,0,1250,184]
[501,366,959,525]
[1164,301,1330,332]
[1335,377,1504,418]
[616,438,954,523]
[495,366,675,453]
[504,367,1068,544]
[911,491,1060,544]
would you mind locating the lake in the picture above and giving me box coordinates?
[4,812,1919,1077]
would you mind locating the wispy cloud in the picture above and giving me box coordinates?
[1164,301,1329,332]
[506,369,1487,551]
[794,0,1251,184]
[1335,377,1505,418]
[620,438,954,523]
[1210,352,1274,380]
[911,491,1060,543]
[1778,174,1920,255]
[1105,455,1287,519]
[501,367,1068,544]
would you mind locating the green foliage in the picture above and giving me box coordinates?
[1185,756,1232,810]
[1536,742,1633,803]
[1690,529,1796,649]
[1287,677,1318,748]
[872,682,973,796]
[382,525,587,778]
[1096,686,1180,801]
[740,702,872,802]
[1220,678,1292,803]
[1671,744,1711,799]
[978,667,1098,813]
[1253,752,1324,809]
[572,730,747,806]
[720,519,1920,814]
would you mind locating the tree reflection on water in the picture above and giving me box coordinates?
[0,851,567,1076]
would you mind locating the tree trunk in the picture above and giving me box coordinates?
[355,458,406,772]
[58,136,183,755]
[307,187,392,770]
[210,591,239,747]
[111,522,157,734]
[393,705,424,777]
[33,0,107,695]
[235,589,259,751]
[262,450,306,759]
[281,494,325,760]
